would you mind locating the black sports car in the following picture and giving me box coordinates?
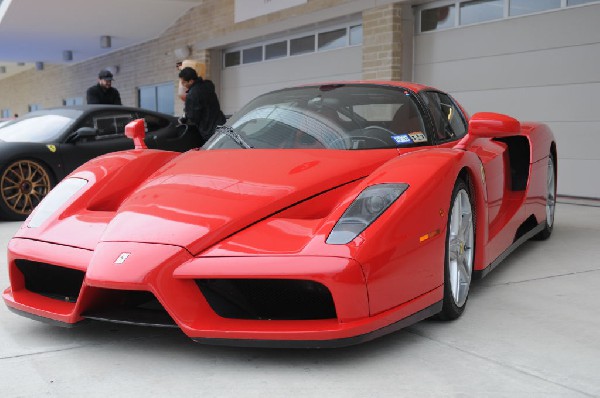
[0,105,203,220]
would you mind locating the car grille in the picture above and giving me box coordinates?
[15,260,85,302]
[196,279,337,320]
[81,288,177,328]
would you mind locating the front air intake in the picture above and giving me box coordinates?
[196,279,337,320]
[81,288,177,327]
[15,260,85,302]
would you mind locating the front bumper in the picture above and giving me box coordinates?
[3,238,442,347]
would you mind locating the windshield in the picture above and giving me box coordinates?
[0,110,82,143]
[205,84,427,150]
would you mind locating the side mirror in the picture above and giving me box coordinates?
[70,127,98,142]
[468,112,521,138]
[125,118,147,149]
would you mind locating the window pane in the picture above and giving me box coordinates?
[460,0,503,25]
[421,92,467,141]
[318,28,346,51]
[139,86,156,111]
[157,84,175,115]
[265,41,287,60]
[63,97,83,106]
[242,46,263,64]
[290,35,315,56]
[567,0,597,5]
[421,5,455,32]
[510,0,560,16]
[224,51,240,67]
[349,25,363,45]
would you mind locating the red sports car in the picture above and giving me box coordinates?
[3,82,556,347]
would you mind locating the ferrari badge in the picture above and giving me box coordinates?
[114,252,131,264]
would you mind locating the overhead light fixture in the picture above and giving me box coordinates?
[0,66,6,73]
[63,50,73,61]
[174,45,191,60]
[100,35,112,48]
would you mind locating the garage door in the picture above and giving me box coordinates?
[413,2,600,198]
[220,23,363,116]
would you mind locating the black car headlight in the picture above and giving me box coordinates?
[28,177,88,228]
[326,183,408,244]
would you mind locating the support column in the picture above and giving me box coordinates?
[362,3,405,81]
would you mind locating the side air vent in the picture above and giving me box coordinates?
[196,279,337,320]
[15,260,85,302]
[514,215,538,242]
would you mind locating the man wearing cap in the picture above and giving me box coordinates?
[86,69,122,105]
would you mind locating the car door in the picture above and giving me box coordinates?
[421,90,509,229]
[58,109,136,175]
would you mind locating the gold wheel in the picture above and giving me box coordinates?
[1,159,52,217]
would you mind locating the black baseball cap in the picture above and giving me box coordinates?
[98,69,114,80]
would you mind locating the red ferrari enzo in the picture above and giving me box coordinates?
[3,82,556,348]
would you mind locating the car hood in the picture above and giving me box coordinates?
[99,149,399,255]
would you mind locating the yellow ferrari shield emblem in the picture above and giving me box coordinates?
[47,145,57,152]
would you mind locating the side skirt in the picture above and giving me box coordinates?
[473,222,545,280]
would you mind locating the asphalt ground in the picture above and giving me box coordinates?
[1,201,599,398]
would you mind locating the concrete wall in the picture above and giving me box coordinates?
[413,3,600,198]
[1,0,597,198]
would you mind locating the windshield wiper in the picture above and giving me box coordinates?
[216,125,253,149]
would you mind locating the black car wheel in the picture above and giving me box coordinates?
[0,159,53,220]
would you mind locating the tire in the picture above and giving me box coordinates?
[0,159,54,221]
[438,179,475,321]
[533,153,556,241]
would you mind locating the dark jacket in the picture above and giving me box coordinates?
[184,78,226,139]
[86,84,122,105]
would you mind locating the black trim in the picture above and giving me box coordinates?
[82,312,179,328]
[191,301,442,349]
[473,222,545,280]
[6,305,86,328]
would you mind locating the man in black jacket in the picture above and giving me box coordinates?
[178,67,225,143]
[86,69,122,105]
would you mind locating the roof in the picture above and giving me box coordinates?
[0,0,204,80]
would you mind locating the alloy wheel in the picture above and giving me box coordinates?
[1,160,51,216]
[447,189,474,308]
[546,158,556,228]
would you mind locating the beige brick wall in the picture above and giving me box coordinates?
[362,3,404,81]
[0,0,407,116]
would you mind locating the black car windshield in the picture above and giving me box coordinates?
[0,109,83,143]
[204,84,427,150]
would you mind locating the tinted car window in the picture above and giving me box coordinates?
[78,111,135,138]
[421,91,467,142]
[142,113,171,132]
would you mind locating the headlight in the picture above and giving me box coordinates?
[326,183,408,244]
[28,177,88,228]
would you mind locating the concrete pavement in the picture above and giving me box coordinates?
[1,202,599,397]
